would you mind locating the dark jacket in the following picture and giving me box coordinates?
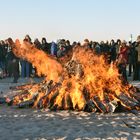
[42,43,51,54]
[0,45,5,61]
[110,44,117,61]
[12,59,19,77]
[128,47,137,64]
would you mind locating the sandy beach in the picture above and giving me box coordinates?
[0,78,140,140]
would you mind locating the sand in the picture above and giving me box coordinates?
[0,78,140,140]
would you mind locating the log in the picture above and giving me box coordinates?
[40,80,53,92]
[103,94,118,113]
[37,94,48,109]
[84,100,97,112]
[8,80,55,108]
[6,89,31,106]
[49,104,59,111]
[37,82,61,108]
[9,83,36,90]
[63,93,73,110]
[92,96,107,113]
[45,82,61,95]
[48,91,59,109]
[106,100,118,113]
[115,93,139,109]
[130,92,140,103]
[18,99,34,108]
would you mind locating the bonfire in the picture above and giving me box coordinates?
[2,38,140,113]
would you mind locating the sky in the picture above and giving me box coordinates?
[0,0,140,42]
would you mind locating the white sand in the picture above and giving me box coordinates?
[0,78,140,140]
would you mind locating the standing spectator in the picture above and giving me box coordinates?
[109,39,117,64]
[133,36,140,80]
[57,44,65,58]
[94,42,101,55]
[51,41,57,57]
[20,35,32,78]
[100,41,105,53]
[83,39,90,48]
[71,42,77,48]
[4,40,9,76]
[128,42,136,76]
[0,40,8,76]
[34,38,42,50]
[119,40,129,63]
[117,54,127,83]
[7,38,19,82]
[0,41,5,73]
[65,40,71,53]
[11,58,19,83]
[117,40,129,82]
[103,40,110,54]
[116,39,121,56]
[41,37,51,54]
[99,41,110,63]
[5,42,14,77]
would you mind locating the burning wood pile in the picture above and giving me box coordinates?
[1,39,140,113]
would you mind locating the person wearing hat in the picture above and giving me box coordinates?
[133,35,140,80]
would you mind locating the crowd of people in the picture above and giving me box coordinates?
[0,35,140,83]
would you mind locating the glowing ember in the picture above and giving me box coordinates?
[6,39,140,113]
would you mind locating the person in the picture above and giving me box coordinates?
[57,44,65,58]
[7,38,19,82]
[24,35,32,44]
[41,37,51,54]
[3,40,9,77]
[65,40,71,53]
[128,41,136,76]
[133,35,140,80]
[20,35,32,78]
[94,42,101,55]
[34,38,42,50]
[116,39,121,56]
[117,41,129,82]
[119,40,129,63]
[109,39,117,64]
[51,41,57,57]
[5,41,15,77]
[102,40,110,54]
[0,41,6,76]
[117,54,127,83]
[11,58,19,83]
[83,39,90,48]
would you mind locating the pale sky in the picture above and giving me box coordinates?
[0,0,140,42]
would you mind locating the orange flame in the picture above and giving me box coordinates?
[9,38,63,82]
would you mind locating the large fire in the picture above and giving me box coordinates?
[6,39,140,113]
